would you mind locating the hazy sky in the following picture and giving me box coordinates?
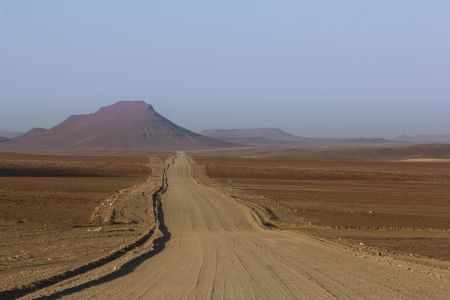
[1,1,449,138]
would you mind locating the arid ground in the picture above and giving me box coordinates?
[0,152,166,292]
[1,149,450,299]
[14,152,448,299]
[194,149,450,263]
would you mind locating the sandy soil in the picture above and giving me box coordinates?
[2,151,450,299]
[20,153,450,299]
[194,154,450,263]
[0,153,165,292]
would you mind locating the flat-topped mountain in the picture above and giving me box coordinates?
[1,101,234,152]
[200,128,304,145]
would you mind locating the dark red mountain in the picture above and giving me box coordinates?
[1,101,235,152]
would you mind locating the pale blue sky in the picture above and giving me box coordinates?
[1,1,449,137]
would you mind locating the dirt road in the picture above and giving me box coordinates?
[33,153,450,299]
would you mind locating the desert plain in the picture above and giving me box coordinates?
[0,152,167,293]
[194,146,450,262]
[0,144,450,299]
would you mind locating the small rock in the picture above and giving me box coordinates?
[359,242,365,246]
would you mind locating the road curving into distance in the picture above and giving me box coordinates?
[34,152,450,299]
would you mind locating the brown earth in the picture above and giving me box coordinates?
[22,152,450,299]
[0,152,166,292]
[2,147,450,298]
[195,142,450,159]
[193,152,450,262]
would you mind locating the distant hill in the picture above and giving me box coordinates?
[0,130,23,139]
[397,134,450,143]
[0,136,10,143]
[199,129,411,147]
[0,101,236,152]
[200,128,304,145]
